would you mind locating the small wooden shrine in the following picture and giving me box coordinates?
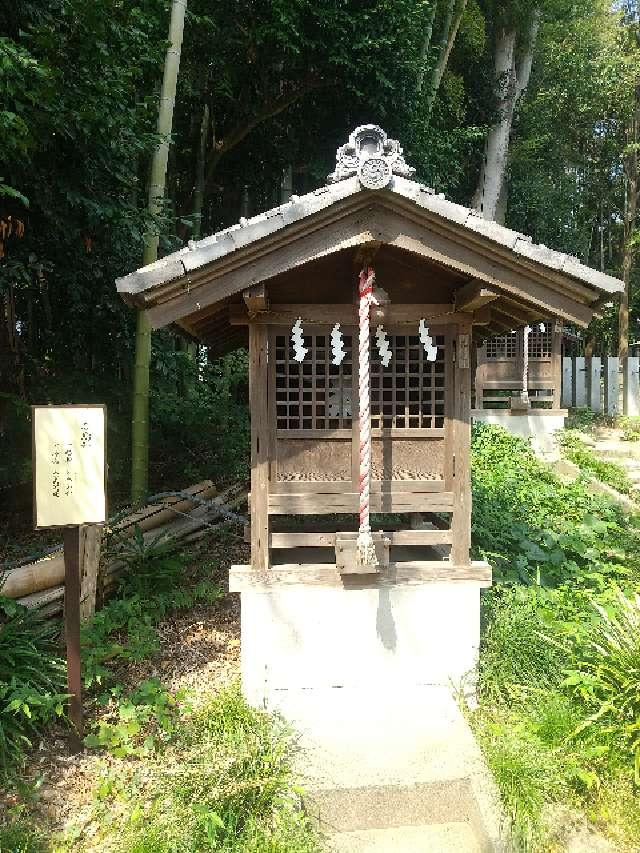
[117,126,622,706]
[475,321,563,410]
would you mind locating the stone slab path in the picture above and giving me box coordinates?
[265,685,510,852]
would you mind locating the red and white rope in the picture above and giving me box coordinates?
[357,267,378,566]
[522,325,531,403]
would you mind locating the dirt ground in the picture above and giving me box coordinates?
[1,539,245,842]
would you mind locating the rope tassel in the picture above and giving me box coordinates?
[356,267,378,568]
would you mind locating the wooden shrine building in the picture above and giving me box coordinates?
[475,322,563,410]
[117,126,622,706]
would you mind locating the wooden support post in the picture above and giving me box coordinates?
[63,526,83,749]
[604,356,620,415]
[451,323,471,566]
[561,356,573,408]
[551,322,563,408]
[79,524,101,621]
[622,356,640,416]
[249,322,270,571]
[587,357,602,412]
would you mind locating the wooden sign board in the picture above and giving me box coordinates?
[33,405,106,529]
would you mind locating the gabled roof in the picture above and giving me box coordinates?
[116,125,622,353]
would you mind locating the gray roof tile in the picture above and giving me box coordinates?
[115,173,623,300]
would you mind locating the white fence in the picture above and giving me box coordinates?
[561,356,640,415]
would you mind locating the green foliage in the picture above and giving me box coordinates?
[73,686,320,853]
[0,814,48,853]
[472,424,640,848]
[0,597,67,779]
[80,539,223,688]
[85,679,186,758]
[562,589,640,783]
[558,429,635,496]
[471,422,640,588]
[479,586,568,700]
[150,348,250,486]
[619,415,640,442]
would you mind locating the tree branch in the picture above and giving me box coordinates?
[204,73,329,194]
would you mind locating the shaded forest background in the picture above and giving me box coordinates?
[1,0,638,520]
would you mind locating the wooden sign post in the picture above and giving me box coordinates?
[32,404,107,750]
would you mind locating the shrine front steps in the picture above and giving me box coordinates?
[329,822,481,852]
[264,685,512,852]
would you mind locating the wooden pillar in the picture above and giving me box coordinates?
[249,322,270,570]
[551,322,563,408]
[79,524,101,621]
[451,322,471,566]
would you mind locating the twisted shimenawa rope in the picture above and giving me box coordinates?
[357,267,378,566]
[522,325,531,403]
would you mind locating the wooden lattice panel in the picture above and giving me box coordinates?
[275,332,353,430]
[485,332,517,360]
[275,439,351,481]
[370,333,446,430]
[371,438,444,481]
[528,328,552,359]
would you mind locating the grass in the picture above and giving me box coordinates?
[557,429,635,497]
[58,686,320,853]
[1,528,318,853]
[471,423,640,850]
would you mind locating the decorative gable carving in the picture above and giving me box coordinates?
[327,124,416,188]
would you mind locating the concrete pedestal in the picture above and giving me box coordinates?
[472,408,567,459]
[235,582,483,708]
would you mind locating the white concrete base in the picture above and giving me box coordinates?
[472,408,567,459]
[238,582,482,707]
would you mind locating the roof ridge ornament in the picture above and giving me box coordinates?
[327,125,415,189]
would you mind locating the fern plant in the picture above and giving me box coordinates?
[0,597,67,777]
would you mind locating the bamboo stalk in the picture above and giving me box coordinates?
[131,0,188,503]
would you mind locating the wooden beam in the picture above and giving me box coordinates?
[139,198,597,331]
[268,491,454,514]
[268,529,453,548]
[243,283,268,318]
[472,305,493,325]
[454,281,499,312]
[249,323,269,570]
[229,560,492,591]
[494,297,536,325]
[230,304,455,326]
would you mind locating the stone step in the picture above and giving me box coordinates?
[305,781,481,833]
[592,442,640,461]
[271,687,510,850]
[330,821,483,852]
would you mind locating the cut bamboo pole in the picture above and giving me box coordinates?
[2,480,220,599]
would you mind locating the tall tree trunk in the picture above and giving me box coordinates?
[423,0,468,122]
[619,79,639,359]
[472,10,540,222]
[192,102,209,241]
[280,164,293,204]
[131,0,187,503]
[416,1,439,95]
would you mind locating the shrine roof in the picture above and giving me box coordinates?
[116,125,622,353]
